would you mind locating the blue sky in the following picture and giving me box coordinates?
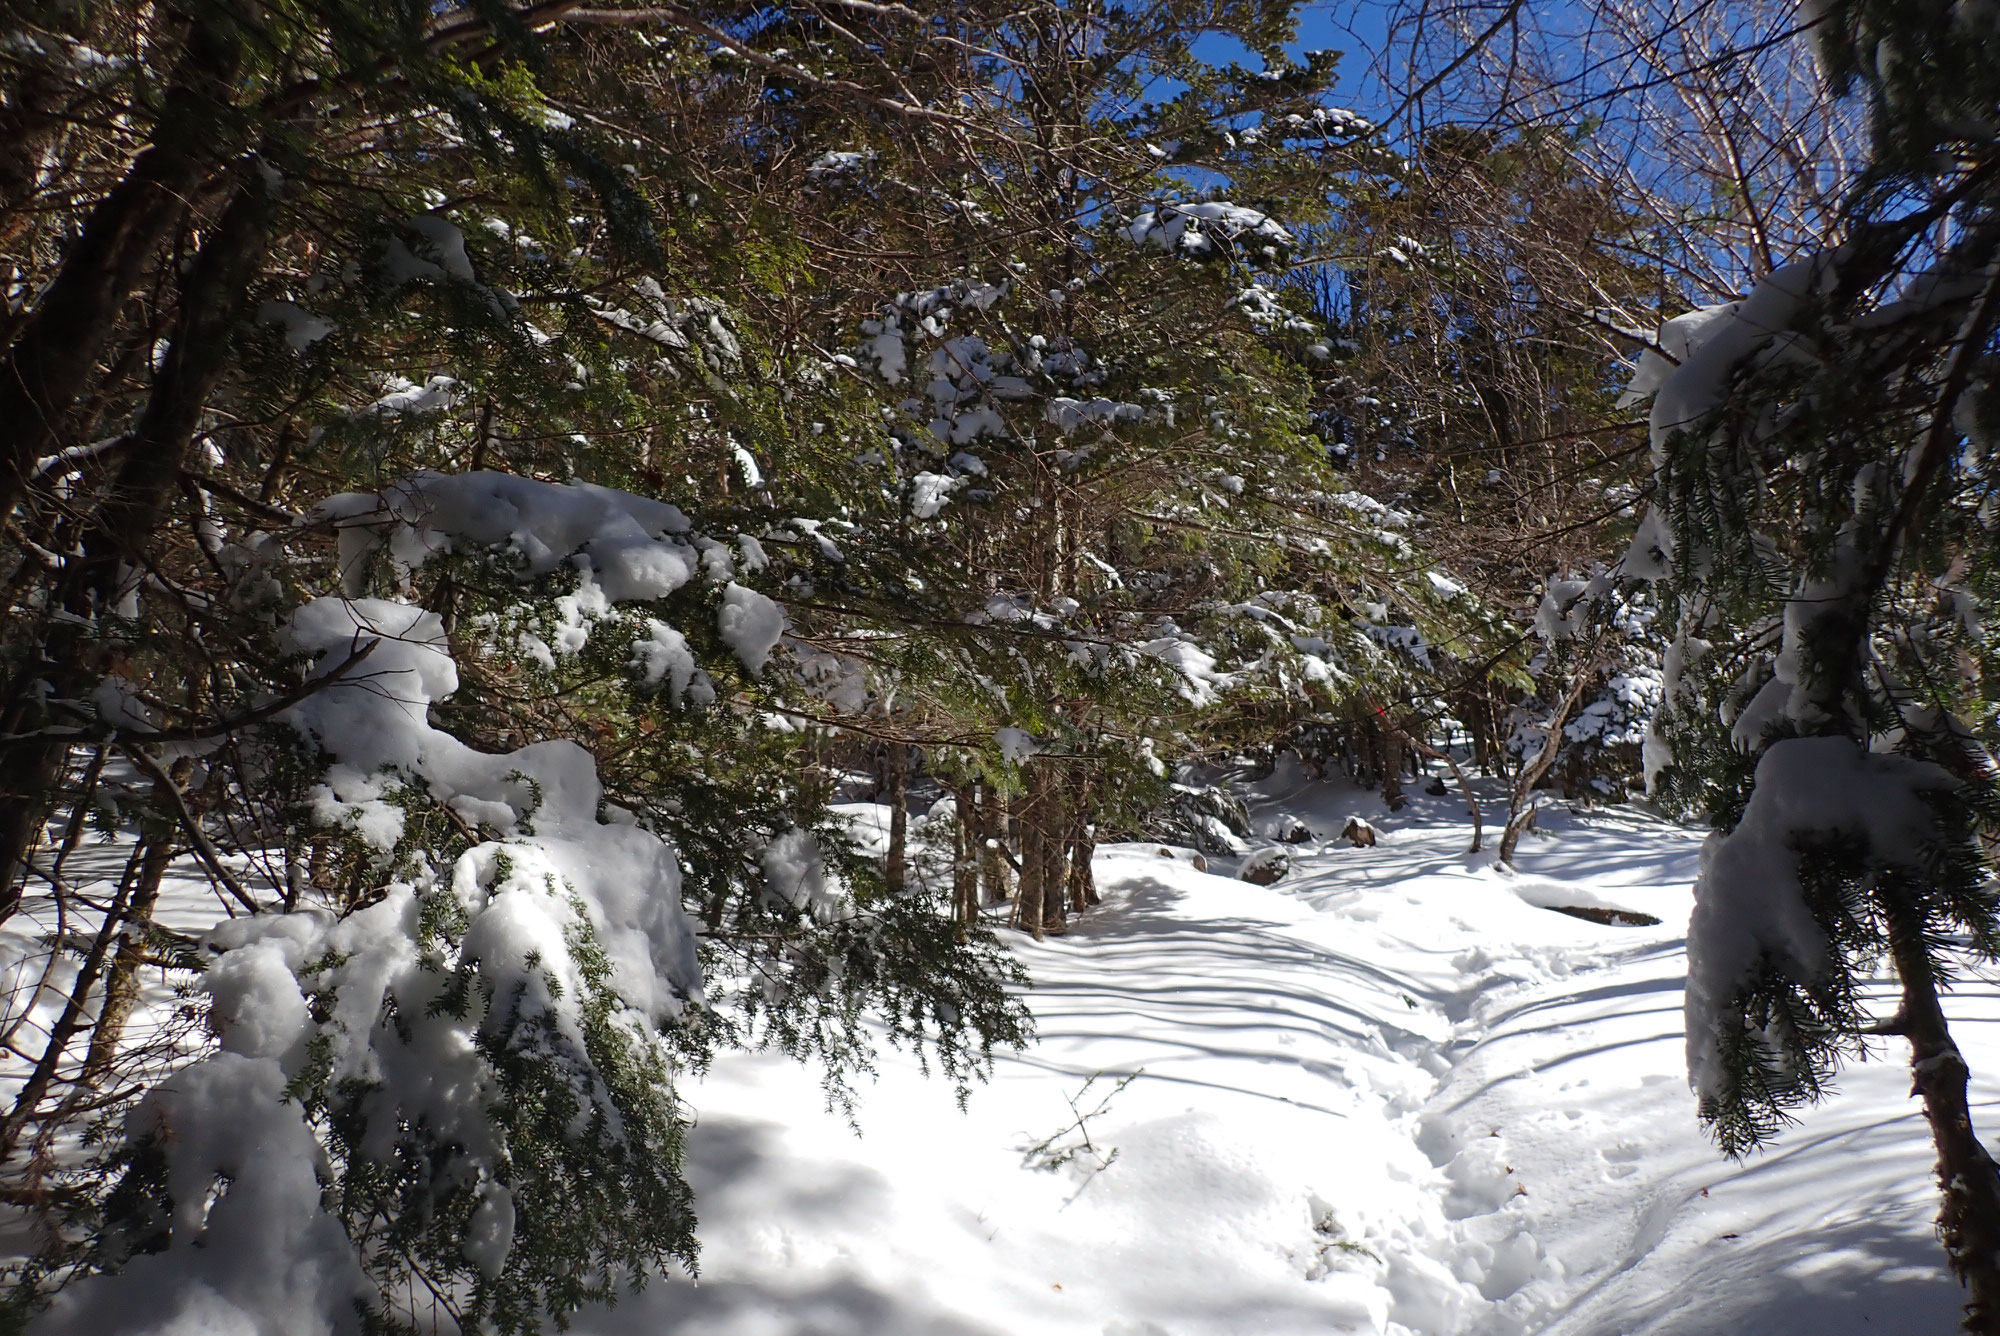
[1192,2,1397,120]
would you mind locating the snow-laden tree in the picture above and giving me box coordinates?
[0,0,1528,1327]
[0,3,1041,1329]
[1615,3,2000,1323]
[711,2,1515,933]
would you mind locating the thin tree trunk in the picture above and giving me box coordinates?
[1379,708,1484,853]
[979,782,1012,906]
[1067,772,1098,911]
[80,827,177,1089]
[0,840,148,1168]
[1038,766,1068,936]
[951,782,978,934]
[1499,673,1592,866]
[1381,731,1407,811]
[0,61,66,254]
[883,742,907,894]
[1013,775,1044,940]
[1886,914,2000,1332]
[79,168,276,600]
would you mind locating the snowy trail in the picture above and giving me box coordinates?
[13,775,1996,1334]
[586,775,2000,1336]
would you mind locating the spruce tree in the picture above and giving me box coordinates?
[1621,4,2000,1324]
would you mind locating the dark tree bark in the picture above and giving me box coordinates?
[0,167,274,921]
[0,56,67,255]
[0,20,245,526]
[950,782,978,933]
[81,824,178,1089]
[1380,731,1407,811]
[1886,913,2000,1333]
[1066,773,1098,912]
[1499,672,1593,866]
[1012,776,1045,941]
[978,781,1012,907]
[0,839,147,1168]
[1038,767,1068,936]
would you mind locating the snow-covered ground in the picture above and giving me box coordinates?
[8,763,1994,1334]
[582,764,2000,1336]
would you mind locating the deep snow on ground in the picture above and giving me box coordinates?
[7,762,1997,1334]
[586,763,2000,1336]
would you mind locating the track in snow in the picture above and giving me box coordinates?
[605,771,2000,1335]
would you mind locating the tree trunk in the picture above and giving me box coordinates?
[1380,708,1484,853]
[951,783,978,933]
[0,166,274,921]
[1038,766,1068,936]
[1499,671,1593,866]
[0,59,66,254]
[0,839,148,1168]
[883,742,907,894]
[1012,776,1044,940]
[80,826,177,1089]
[0,21,245,525]
[1067,773,1098,911]
[1887,914,2000,1332]
[978,782,1012,906]
[1381,731,1407,811]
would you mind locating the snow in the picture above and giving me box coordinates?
[16,763,1999,1335]
[909,471,958,518]
[201,940,310,1061]
[362,373,457,417]
[380,215,480,290]
[1621,258,1824,466]
[35,1052,372,1336]
[539,768,1999,1336]
[1683,737,1959,1102]
[278,597,702,1023]
[1621,506,1674,580]
[995,726,1038,763]
[1046,396,1144,433]
[254,299,336,351]
[26,578,717,1329]
[806,150,874,177]
[88,676,158,733]
[759,829,847,923]
[1126,201,1295,261]
[1139,633,1228,706]
[632,618,716,705]
[464,1182,517,1281]
[860,315,908,384]
[313,470,697,600]
[718,581,785,676]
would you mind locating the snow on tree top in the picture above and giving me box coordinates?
[313,470,697,600]
[1125,201,1294,261]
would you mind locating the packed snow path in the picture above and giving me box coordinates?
[594,771,2000,1336]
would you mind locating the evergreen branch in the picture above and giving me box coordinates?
[1867,254,2000,597]
[5,640,379,752]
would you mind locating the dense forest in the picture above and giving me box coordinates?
[2,1,1999,1332]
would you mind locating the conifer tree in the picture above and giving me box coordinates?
[0,1,1525,1329]
[1616,4,2000,1324]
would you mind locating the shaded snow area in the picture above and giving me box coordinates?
[583,767,2000,1336]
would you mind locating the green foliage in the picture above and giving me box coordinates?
[0,2,1508,1329]
[1628,0,2000,1166]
